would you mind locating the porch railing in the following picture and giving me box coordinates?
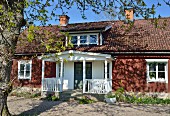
[84,79,112,94]
[42,78,62,92]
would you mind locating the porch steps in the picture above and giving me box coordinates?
[59,90,105,101]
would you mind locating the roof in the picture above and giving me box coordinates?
[60,21,112,32]
[15,17,170,55]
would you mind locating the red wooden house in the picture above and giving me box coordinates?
[10,10,170,94]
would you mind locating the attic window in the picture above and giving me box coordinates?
[71,34,98,46]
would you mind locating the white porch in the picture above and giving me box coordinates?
[39,50,114,94]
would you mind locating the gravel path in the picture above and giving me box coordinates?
[7,96,170,116]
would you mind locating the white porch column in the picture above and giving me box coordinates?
[60,59,64,92]
[41,60,45,92]
[109,61,112,80]
[65,36,68,46]
[105,60,107,80]
[83,59,86,93]
[109,61,112,92]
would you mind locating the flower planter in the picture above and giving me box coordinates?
[105,97,116,104]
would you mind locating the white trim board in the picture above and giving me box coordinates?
[38,50,114,61]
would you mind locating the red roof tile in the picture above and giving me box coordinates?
[15,17,170,54]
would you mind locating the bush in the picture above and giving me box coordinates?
[110,88,170,105]
[115,87,125,102]
[124,93,170,104]
[105,91,116,98]
[46,94,59,101]
[79,95,95,104]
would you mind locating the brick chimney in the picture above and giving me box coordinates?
[124,8,134,21]
[59,15,70,26]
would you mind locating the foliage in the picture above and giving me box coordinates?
[115,87,125,102]
[125,95,170,104]
[46,94,59,101]
[105,91,116,98]
[10,91,41,98]
[113,90,170,104]
[78,95,95,104]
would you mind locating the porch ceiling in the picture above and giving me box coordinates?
[38,50,114,61]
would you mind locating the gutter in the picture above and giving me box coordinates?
[15,51,170,56]
[103,51,170,55]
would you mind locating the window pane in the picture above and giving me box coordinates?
[149,63,156,71]
[80,35,87,44]
[26,64,30,71]
[90,35,97,44]
[71,36,77,44]
[158,63,165,71]
[25,71,30,77]
[20,71,24,77]
[158,72,165,79]
[20,64,25,71]
[149,72,156,79]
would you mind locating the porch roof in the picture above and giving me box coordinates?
[38,50,114,61]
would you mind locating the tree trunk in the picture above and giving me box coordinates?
[0,0,25,115]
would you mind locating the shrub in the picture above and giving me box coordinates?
[105,91,116,98]
[46,94,59,101]
[124,93,170,104]
[79,95,95,104]
[115,87,125,102]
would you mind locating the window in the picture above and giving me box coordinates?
[71,34,98,46]
[18,60,32,79]
[146,59,168,82]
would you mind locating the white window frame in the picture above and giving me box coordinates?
[146,59,168,83]
[18,60,32,79]
[70,33,98,46]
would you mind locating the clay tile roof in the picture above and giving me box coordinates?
[60,21,112,32]
[15,25,64,54]
[15,17,170,55]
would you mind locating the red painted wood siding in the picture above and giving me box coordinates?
[44,61,56,78]
[11,59,42,88]
[112,58,169,92]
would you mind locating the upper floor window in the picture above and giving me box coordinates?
[18,60,32,79]
[71,34,98,46]
[146,59,168,83]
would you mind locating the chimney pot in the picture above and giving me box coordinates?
[59,15,70,26]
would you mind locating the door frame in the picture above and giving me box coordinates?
[74,62,92,89]
[74,62,83,89]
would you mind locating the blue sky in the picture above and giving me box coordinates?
[62,0,170,24]
[36,0,170,25]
